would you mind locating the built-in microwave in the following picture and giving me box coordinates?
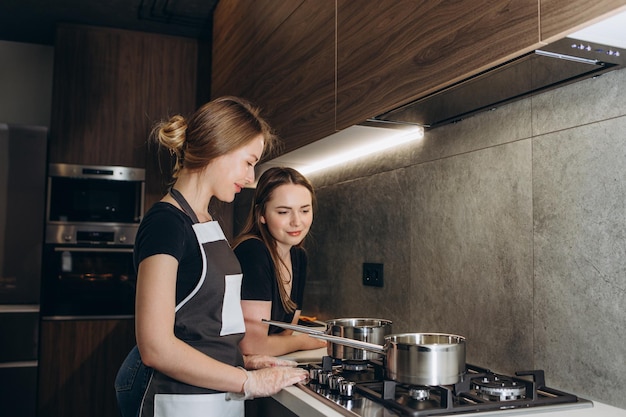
[45,163,145,245]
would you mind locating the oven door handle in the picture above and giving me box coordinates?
[52,247,133,253]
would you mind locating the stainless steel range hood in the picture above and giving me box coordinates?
[374,20,626,128]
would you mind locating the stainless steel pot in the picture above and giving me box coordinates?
[325,318,392,361]
[262,319,465,386]
[384,333,465,386]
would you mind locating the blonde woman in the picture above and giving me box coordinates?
[114,98,307,417]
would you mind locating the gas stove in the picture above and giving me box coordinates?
[297,357,593,416]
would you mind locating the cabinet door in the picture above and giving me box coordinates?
[336,0,539,130]
[49,24,197,168]
[540,0,626,41]
[38,319,135,417]
[213,0,336,154]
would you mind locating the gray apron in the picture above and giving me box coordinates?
[139,189,246,417]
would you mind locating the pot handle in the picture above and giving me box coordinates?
[261,319,327,335]
[306,333,386,355]
[261,319,386,355]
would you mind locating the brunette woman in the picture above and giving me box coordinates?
[233,167,327,356]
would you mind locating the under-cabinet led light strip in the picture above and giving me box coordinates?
[297,125,424,175]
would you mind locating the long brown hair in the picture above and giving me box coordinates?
[233,167,316,313]
[151,96,279,179]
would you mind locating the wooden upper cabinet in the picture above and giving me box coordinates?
[212,0,302,98]
[49,24,197,167]
[212,0,335,155]
[540,0,626,42]
[216,1,626,153]
[336,0,540,130]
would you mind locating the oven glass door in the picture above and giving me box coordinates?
[41,245,136,317]
[47,177,143,224]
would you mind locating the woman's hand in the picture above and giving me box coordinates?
[242,367,309,399]
[243,354,298,369]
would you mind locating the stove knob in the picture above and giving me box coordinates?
[308,368,320,382]
[339,380,356,398]
[318,371,332,386]
[328,375,345,392]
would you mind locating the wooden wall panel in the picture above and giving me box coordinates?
[38,319,135,417]
[540,0,626,42]
[336,0,540,130]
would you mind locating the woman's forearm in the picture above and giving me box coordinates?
[239,331,321,356]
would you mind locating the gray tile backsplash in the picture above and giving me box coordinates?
[302,67,626,408]
[406,140,534,373]
[533,117,626,404]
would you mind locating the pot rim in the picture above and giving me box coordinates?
[325,317,393,327]
[385,332,466,345]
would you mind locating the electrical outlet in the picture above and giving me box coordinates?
[363,263,384,287]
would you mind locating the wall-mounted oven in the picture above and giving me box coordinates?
[41,164,145,318]
[40,245,136,317]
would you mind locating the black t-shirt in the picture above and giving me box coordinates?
[133,202,203,304]
[133,201,245,356]
[234,238,307,334]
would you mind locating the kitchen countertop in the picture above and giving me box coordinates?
[277,346,328,364]
[274,347,626,417]
[273,385,626,417]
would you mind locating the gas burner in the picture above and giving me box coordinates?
[298,363,591,416]
[473,375,526,401]
[341,360,369,372]
[408,386,430,401]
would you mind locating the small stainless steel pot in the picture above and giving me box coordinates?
[325,318,392,361]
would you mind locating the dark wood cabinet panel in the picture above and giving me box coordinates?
[212,0,303,98]
[336,0,540,130]
[38,319,135,417]
[49,24,197,169]
[540,0,626,42]
[212,0,335,155]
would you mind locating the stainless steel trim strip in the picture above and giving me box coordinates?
[0,305,40,313]
[41,315,134,320]
[48,163,145,181]
[0,361,38,369]
[52,247,133,253]
[534,49,600,65]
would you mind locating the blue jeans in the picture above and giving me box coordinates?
[115,345,153,417]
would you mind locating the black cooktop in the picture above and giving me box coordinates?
[298,358,593,417]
